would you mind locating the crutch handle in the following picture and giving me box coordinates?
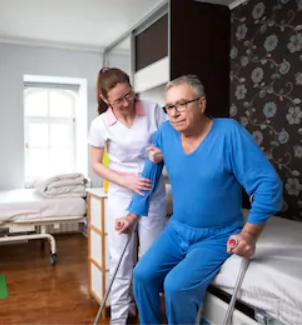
[116,220,125,230]
[116,220,133,236]
[228,237,238,248]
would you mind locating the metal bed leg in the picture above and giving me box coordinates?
[0,232,57,265]
[40,225,57,264]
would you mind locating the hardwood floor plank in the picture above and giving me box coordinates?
[0,234,107,324]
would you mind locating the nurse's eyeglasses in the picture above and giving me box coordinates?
[163,97,201,114]
[111,91,135,106]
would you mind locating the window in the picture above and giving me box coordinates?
[24,85,78,181]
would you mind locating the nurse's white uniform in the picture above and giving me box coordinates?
[88,100,167,324]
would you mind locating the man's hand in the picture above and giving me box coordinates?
[146,145,163,164]
[227,231,257,258]
[115,213,138,235]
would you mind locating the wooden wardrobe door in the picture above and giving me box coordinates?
[170,0,231,117]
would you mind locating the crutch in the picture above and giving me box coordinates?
[195,237,250,325]
[93,218,138,325]
[222,237,249,325]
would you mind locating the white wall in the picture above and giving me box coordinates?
[139,84,166,106]
[108,52,130,74]
[0,42,103,189]
[106,36,131,74]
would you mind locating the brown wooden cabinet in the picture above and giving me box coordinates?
[86,188,110,318]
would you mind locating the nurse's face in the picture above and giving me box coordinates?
[165,83,206,133]
[107,82,135,115]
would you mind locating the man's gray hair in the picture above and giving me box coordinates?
[166,75,206,98]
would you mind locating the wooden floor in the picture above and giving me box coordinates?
[0,234,106,324]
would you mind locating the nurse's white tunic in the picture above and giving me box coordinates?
[88,100,167,324]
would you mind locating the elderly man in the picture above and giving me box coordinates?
[116,75,283,325]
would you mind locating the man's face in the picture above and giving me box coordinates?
[165,83,206,132]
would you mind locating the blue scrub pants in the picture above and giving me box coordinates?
[133,219,241,324]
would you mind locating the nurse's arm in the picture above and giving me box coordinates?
[90,146,152,196]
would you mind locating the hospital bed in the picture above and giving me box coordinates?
[0,189,86,265]
[202,208,302,325]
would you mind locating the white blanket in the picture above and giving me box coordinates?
[0,189,86,223]
[35,173,87,198]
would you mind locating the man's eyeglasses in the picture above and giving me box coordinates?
[163,97,201,114]
[111,91,135,106]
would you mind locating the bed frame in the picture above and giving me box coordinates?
[0,215,84,265]
[202,286,286,325]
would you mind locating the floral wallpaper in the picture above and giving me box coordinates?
[230,0,302,221]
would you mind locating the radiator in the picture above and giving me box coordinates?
[46,222,81,234]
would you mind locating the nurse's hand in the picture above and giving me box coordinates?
[227,231,256,258]
[115,213,138,234]
[147,145,163,164]
[125,177,152,196]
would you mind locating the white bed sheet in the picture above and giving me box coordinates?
[0,189,86,223]
[212,209,302,325]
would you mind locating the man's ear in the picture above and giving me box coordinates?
[200,97,207,114]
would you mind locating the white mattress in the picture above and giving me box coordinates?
[212,209,302,325]
[0,189,86,223]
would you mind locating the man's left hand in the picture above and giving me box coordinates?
[146,145,163,164]
[227,231,257,258]
[115,213,138,235]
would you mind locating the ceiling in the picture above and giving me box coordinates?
[0,0,239,52]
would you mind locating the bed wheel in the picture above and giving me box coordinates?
[49,253,57,265]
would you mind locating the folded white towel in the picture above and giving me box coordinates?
[35,173,87,198]
[47,178,85,190]
[45,184,86,196]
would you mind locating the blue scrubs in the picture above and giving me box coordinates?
[128,118,283,324]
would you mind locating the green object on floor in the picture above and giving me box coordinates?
[0,275,8,299]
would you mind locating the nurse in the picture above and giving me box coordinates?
[88,67,167,325]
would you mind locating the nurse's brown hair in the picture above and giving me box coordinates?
[96,67,131,115]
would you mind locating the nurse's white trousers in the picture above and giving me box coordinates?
[106,184,166,325]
